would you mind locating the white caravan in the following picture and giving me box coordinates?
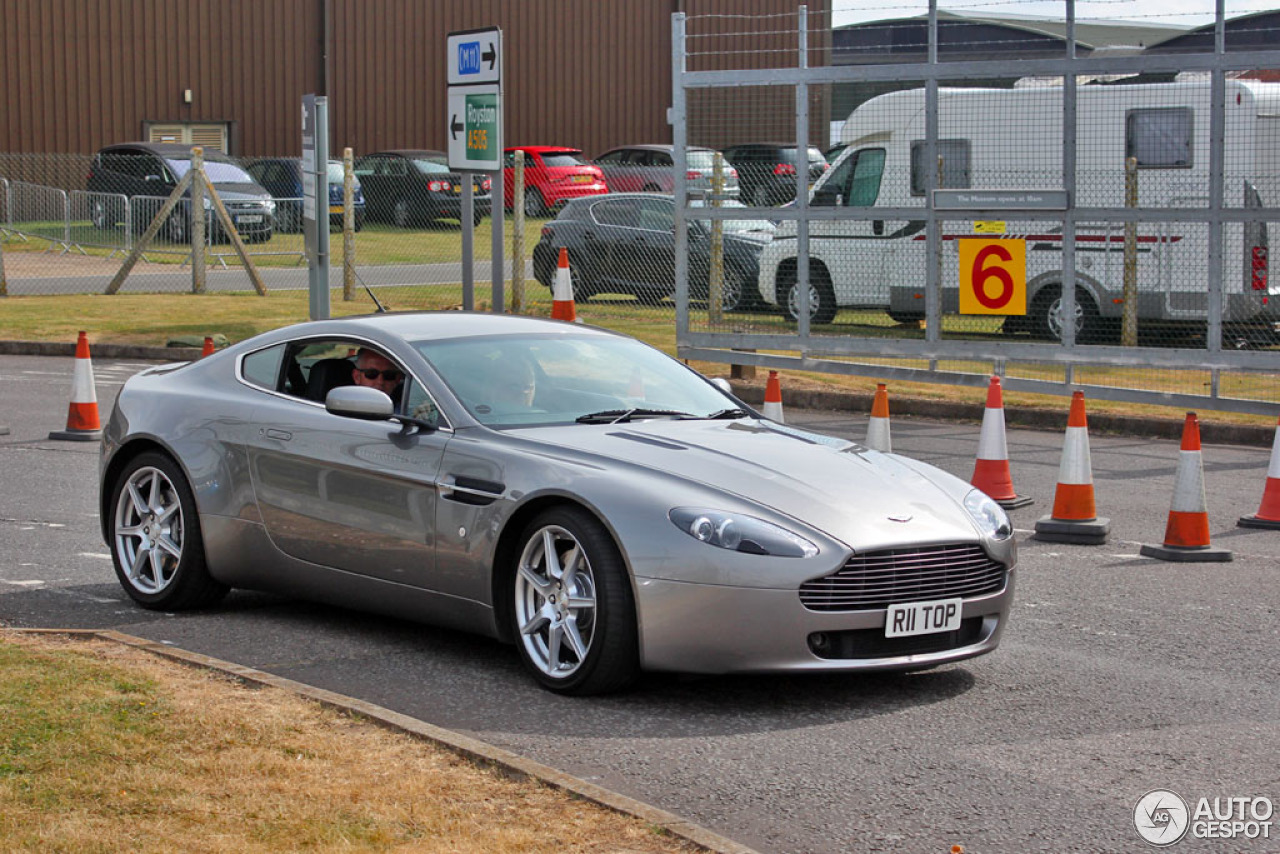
[755,80,1278,340]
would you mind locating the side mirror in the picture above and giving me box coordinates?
[325,385,395,421]
[709,377,733,394]
[812,187,841,207]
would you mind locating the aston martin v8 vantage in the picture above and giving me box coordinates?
[100,312,1015,695]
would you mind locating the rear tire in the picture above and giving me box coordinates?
[524,190,547,218]
[108,451,229,611]
[1034,285,1103,343]
[393,198,413,228]
[779,266,837,324]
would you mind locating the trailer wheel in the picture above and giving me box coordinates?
[1035,285,1103,343]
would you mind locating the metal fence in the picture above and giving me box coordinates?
[670,2,1280,416]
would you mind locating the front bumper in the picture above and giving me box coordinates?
[633,568,1015,674]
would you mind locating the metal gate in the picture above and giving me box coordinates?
[671,2,1280,415]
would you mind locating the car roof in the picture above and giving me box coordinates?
[364,149,448,158]
[97,142,236,161]
[273,311,624,344]
[506,145,582,155]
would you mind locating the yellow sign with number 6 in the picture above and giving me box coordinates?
[958,238,1026,315]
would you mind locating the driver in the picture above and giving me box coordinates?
[352,348,403,400]
[486,356,537,413]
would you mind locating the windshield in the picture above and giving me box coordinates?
[167,159,255,184]
[325,162,347,182]
[686,151,720,169]
[413,333,739,427]
[540,153,586,168]
[412,157,451,175]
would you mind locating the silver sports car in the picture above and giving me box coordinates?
[100,312,1016,695]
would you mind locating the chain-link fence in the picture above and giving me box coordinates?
[670,2,1280,415]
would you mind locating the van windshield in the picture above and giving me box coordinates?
[166,159,255,184]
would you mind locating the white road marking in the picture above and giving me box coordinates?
[77,552,112,560]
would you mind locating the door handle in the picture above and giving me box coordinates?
[873,220,884,236]
[264,429,292,441]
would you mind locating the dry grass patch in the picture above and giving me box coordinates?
[0,633,698,854]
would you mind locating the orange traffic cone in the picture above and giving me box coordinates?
[1239,416,1280,529]
[1140,412,1232,562]
[970,376,1032,508]
[48,331,103,442]
[865,382,891,452]
[550,247,577,322]
[1034,391,1109,544]
[201,336,215,358]
[762,370,784,422]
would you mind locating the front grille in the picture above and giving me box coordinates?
[799,543,1006,612]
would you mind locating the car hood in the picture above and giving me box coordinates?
[516,418,984,550]
[212,183,272,202]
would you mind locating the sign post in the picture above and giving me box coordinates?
[302,94,330,320]
[447,27,503,312]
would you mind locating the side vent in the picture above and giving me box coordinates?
[441,474,505,506]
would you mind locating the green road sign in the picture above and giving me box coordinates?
[448,85,502,171]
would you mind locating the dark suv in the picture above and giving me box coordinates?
[353,150,491,227]
[87,143,276,243]
[245,158,366,233]
[722,143,829,207]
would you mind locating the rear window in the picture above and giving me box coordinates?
[541,153,587,168]
[686,151,719,169]
[412,157,451,174]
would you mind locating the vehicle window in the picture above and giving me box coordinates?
[595,150,626,165]
[412,157,450,174]
[637,198,674,231]
[910,139,971,195]
[823,148,886,207]
[592,198,640,228]
[686,151,717,169]
[648,151,674,167]
[540,153,586,168]
[353,157,380,177]
[240,343,286,391]
[385,158,409,177]
[279,340,409,410]
[503,151,516,168]
[1127,107,1193,168]
[414,334,734,428]
[325,162,346,182]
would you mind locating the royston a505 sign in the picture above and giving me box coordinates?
[447,28,502,171]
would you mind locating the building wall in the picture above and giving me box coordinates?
[0,0,829,160]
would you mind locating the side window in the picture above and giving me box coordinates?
[403,378,446,429]
[596,150,625,165]
[592,199,640,228]
[650,151,673,167]
[1127,107,1193,168]
[241,343,286,391]
[353,157,378,177]
[386,158,408,177]
[638,198,674,231]
[910,139,971,195]
[819,148,885,207]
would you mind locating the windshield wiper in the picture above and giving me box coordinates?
[704,408,752,420]
[575,408,694,424]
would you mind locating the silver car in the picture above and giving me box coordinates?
[593,144,740,199]
[100,313,1016,695]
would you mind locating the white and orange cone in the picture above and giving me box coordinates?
[762,370,784,422]
[201,336,216,358]
[48,331,103,442]
[865,382,892,452]
[1140,412,1233,562]
[970,376,1032,508]
[550,247,577,323]
[1034,391,1110,544]
[1239,416,1280,530]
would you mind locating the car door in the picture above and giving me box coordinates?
[245,338,450,589]
[810,146,893,306]
[353,155,391,220]
[586,197,646,291]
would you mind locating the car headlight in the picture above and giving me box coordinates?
[669,507,818,557]
[263,199,277,214]
[963,490,1012,540]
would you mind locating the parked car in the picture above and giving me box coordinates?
[531,193,773,311]
[722,143,830,207]
[87,142,276,243]
[353,150,491,227]
[592,144,739,199]
[99,311,1016,695]
[244,158,366,233]
[503,146,607,217]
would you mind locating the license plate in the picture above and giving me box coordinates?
[885,598,962,638]
[236,215,263,224]
[572,175,591,184]
[453,185,462,193]
[328,205,343,214]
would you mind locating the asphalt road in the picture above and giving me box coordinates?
[3,353,1280,853]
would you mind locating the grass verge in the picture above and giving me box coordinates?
[0,633,697,854]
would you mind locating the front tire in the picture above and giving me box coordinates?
[1034,285,1103,343]
[511,507,638,695]
[109,451,228,610]
[779,266,838,324]
[524,190,547,218]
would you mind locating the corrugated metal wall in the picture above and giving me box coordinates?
[0,0,828,160]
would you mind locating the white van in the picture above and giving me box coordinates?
[755,80,1278,340]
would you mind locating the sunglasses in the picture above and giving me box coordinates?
[358,367,402,381]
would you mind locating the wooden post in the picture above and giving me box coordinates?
[512,150,525,313]
[191,147,206,294]
[708,151,725,324]
[201,168,267,295]
[106,171,196,294]
[1122,156,1139,347]
[0,233,7,297]
[343,147,355,302]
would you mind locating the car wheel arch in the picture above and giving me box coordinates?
[489,494,632,645]
[99,438,182,542]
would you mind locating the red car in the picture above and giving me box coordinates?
[503,146,608,217]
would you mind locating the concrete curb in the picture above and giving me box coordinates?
[729,381,1276,448]
[3,339,1270,447]
[7,628,759,854]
